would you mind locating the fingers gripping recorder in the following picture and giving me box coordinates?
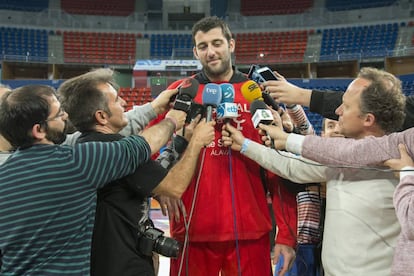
[246,65,280,110]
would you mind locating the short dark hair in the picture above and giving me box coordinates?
[58,68,117,132]
[358,67,406,134]
[192,16,232,46]
[0,85,56,148]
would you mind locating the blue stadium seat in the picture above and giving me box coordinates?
[0,27,48,62]
[0,0,48,12]
[319,23,398,61]
[326,0,396,11]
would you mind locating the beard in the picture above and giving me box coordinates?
[46,122,68,145]
[203,55,232,79]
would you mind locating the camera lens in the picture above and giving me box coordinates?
[154,236,180,258]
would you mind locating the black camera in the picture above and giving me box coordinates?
[137,224,180,258]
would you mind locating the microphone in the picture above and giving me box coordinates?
[186,102,205,123]
[173,78,199,113]
[285,104,315,135]
[220,83,235,103]
[241,80,279,110]
[241,80,263,103]
[262,91,279,111]
[202,83,222,122]
[250,100,273,128]
[217,83,238,120]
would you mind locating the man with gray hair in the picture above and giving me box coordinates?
[223,67,406,276]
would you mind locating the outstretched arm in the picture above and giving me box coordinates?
[284,129,414,167]
[222,123,326,183]
[384,144,414,240]
[140,109,186,155]
[261,70,343,120]
[120,88,179,136]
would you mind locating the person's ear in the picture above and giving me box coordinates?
[32,123,46,140]
[364,113,376,127]
[95,110,108,125]
[229,38,235,53]
[193,46,199,60]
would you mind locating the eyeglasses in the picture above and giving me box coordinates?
[45,108,66,122]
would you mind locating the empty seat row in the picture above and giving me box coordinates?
[119,87,153,111]
[234,31,309,64]
[0,0,48,12]
[320,23,398,60]
[0,27,48,61]
[62,31,136,64]
[325,0,396,11]
[0,25,406,65]
[61,0,134,16]
[240,0,313,15]
[149,34,193,58]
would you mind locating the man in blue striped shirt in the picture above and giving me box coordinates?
[0,84,186,275]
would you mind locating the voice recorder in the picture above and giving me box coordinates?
[247,65,278,84]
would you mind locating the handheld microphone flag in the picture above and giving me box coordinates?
[217,83,238,120]
[202,83,222,122]
[173,78,199,113]
[241,80,263,103]
[250,100,273,128]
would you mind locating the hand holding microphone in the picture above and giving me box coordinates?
[190,118,216,149]
[173,78,199,113]
[221,123,245,152]
[165,109,187,131]
[257,123,289,150]
[250,100,274,128]
[151,88,180,115]
[202,83,222,122]
[249,100,275,148]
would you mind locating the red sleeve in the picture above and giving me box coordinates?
[268,173,297,248]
